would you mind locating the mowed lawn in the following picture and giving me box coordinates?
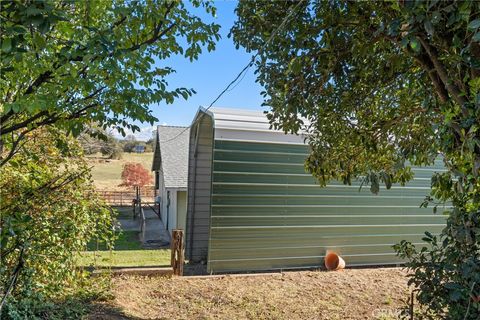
[88,152,154,190]
[78,249,170,268]
[77,230,171,268]
[81,153,169,268]
[89,268,412,320]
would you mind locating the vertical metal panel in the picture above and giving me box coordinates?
[185,114,214,262]
[208,140,447,273]
[176,191,187,231]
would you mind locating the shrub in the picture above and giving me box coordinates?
[0,129,115,317]
[395,171,480,319]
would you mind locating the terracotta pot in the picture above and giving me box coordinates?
[324,251,346,271]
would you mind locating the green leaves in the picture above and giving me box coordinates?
[0,129,115,304]
[424,20,434,36]
[32,32,46,49]
[25,5,43,17]
[232,2,480,317]
[444,282,465,302]
[287,57,302,74]
[468,19,480,31]
[1,38,12,52]
[0,0,220,142]
[469,19,480,43]
[421,231,434,242]
[473,32,480,43]
[0,1,221,308]
[409,38,421,53]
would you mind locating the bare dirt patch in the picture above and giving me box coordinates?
[90,268,411,320]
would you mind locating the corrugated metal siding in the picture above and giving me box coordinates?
[208,139,447,273]
[185,115,214,262]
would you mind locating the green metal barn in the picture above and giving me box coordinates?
[185,107,447,273]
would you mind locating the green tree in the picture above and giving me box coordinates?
[0,1,220,316]
[79,126,123,159]
[122,134,137,153]
[0,128,114,317]
[232,1,480,318]
[99,132,122,159]
[145,137,155,152]
[0,0,220,165]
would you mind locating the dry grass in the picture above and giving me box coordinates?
[90,268,411,320]
[88,152,153,190]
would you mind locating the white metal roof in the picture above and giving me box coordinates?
[202,107,308,145]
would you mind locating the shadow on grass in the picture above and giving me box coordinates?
[88,303,142,320]
[88,230,142,251]
[112,206,136,220]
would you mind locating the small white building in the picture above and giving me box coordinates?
[152,126,189,235]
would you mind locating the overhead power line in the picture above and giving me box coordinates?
[159,0,305,143]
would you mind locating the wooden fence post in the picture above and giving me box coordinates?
[171,229,184,276]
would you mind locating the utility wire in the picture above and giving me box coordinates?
[224,60,251,93]
[159,0,304,143]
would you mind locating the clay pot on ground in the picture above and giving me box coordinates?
[324,251,346,271]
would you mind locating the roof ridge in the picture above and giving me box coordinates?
[157,125,188,129]
[207,107,267,113]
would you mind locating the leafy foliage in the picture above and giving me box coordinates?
[1,277,110,320]
[0,0,220,162]
[232,0,480,318]
[0,1,220,317]
[0,129,115,316]
[120,162,153,187]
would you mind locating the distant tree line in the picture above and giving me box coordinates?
[78,127,154,159]
[121,134,155,154]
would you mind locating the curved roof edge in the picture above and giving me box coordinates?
[193,107,308,145]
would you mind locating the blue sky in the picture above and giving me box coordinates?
[124,1,266,141]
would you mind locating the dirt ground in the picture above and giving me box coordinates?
[89,268,412,320]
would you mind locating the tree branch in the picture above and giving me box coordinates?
[368,23,452,106]
[0,110,14,125]
[1,85,105,137]
[23,71,53,95]
[1,2,177,145]
[15,2,174,102]
[0,131,28,167]
[0,166,91,213]
[1,111,50,136]
[0,247,25,313]
[417,36,468,112]
[124,1,176,51]
[413,53,449,103]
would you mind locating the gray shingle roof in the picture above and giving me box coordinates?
[152,126,190,189]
